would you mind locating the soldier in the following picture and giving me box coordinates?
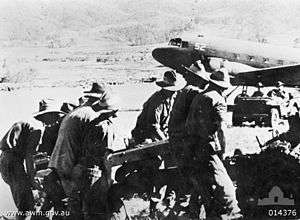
[33,99,67,156]
[185,68,242,219]
[113,71,185,217]
[81,82,107,105]
[168,60,210,167]
[267,81,288,99]
[0,121,41,220]
[264,112,300,149]
[131,70,186,144]
[0,101,66,220]
[167,61,210,217]
[48,83,118,220]
[32,99,68,219]
[252,82,264,97]
[233,86,249,105]
[59,82,106,115]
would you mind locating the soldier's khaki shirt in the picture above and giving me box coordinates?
[49,106,114,177]
[132,89,176,142]
[186,90,227,151]
[0,120,42,159]
[168,85,201,139]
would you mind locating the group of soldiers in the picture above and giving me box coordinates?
[0,83,118,220]
[246,81,288,99]
[3,57,299,220]
[126,61,242,219]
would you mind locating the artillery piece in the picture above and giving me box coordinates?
[107,139,300,219]
[31,139,300,219]
[224,142,300,219]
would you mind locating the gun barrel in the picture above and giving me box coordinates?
[106,140,170,167]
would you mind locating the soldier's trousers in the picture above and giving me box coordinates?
[0,151,34,220]
[193,150,241,217]
[169,137,194,171]
[61,173,112,220]
[169,137,203,217]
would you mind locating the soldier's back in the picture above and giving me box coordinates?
[0,120,42,158]
[186,90,225,138]
[169,85,201,138]
[49,106,99,175]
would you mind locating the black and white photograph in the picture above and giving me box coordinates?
[0,0,300,219]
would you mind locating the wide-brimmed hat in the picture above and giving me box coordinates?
[33,99,66,119]
[209,68,231,89]
[183,60,210,81]
[83,82,118,110]
[83,82,106,98]
[97,91,119,110]
[155,71,186,91]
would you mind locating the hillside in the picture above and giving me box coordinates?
[1,0,300,47]
[1,0,300,87]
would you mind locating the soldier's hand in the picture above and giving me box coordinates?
[197,63,205,71]
[125,137,136,148]
[217,150,226,160]
[103,149,114,170]
[262,140,274,150]
[32,178,43,191]
[264,138,277,146]
[143,139,152,144]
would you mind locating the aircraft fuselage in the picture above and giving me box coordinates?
[171,35,300,68]
[152,34,300,87]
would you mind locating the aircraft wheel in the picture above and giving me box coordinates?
[270,108,280,128]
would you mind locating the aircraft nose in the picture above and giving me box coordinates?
[152,47,195,71]
[152,47,173,68]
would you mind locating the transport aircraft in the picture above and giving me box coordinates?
[152,34,300,87]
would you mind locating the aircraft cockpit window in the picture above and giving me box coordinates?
[169,38,182,47]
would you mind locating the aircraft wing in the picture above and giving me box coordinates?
[231,63,300,87]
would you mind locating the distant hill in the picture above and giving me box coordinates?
[1,0,300,46]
